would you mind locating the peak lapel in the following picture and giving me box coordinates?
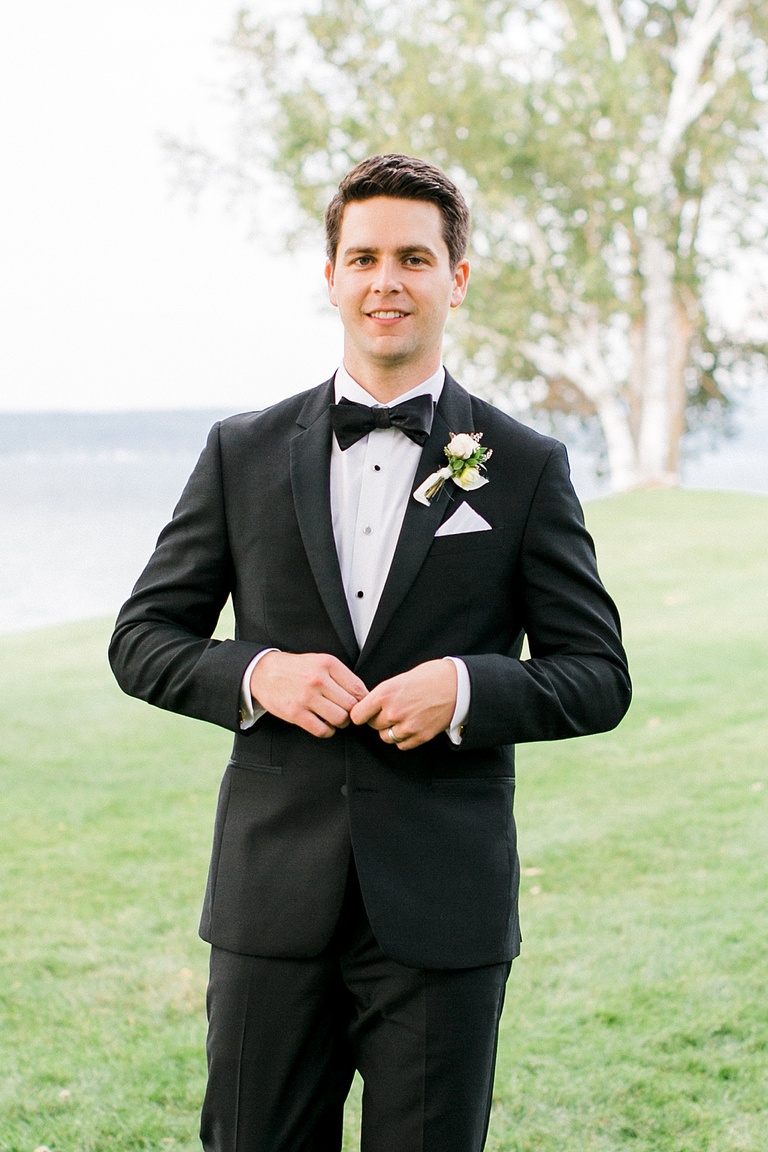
[290,384,359,663]
[357,375,474,666]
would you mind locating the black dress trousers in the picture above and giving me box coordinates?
[200,863,511,1152]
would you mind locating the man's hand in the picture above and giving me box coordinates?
[250,651,368,739]
[350,659,457,751]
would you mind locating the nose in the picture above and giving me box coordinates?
[371,257,402,295]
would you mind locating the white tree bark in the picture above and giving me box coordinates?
[593,394,640,492]
[585,0,744,488]
[592,0,627,63]
[519,330,639,492]
[660,0,741,158]
[636,232,678,484]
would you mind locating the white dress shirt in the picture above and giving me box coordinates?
[240,365,470,742]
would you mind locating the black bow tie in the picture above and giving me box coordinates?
[330,395,434,451]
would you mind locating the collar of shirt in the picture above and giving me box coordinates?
[333,363,445,408]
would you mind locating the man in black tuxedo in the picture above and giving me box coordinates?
[110,154,631,1152]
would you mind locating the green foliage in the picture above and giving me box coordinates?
[1,492,767,1148]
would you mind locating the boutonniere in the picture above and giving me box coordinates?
[413,432,493,506]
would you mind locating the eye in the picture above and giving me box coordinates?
[404,256,426,265]
[353,255,374,266]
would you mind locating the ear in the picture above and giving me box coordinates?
[450,259,470,308]
[325,259,338,308]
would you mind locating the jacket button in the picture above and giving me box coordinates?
[340,784,348,797]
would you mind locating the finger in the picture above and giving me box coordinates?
[349,689,384,726]
[379,711,445,749]
[326,657,368,701]
[319,671,368,718]
[381,722,414,744]
[368,713,395,732]
[320,680,364,718]
[312,696,355,730]
[299,711,337,739]
[381,729,425,751]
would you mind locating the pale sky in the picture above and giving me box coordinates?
[0,1,343,413]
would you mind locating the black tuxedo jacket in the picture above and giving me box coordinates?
[109,374,630,969]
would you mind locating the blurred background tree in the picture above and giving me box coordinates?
[185,0,768,491]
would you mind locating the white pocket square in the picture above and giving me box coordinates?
[435,502,492,537]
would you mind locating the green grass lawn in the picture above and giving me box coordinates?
[0,489,766,1151]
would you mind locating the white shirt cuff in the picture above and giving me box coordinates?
[239,649,279,730]
[444,657,470,745]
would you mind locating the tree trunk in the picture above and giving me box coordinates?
[667,294,694,476]
[635,232,679,486]
[593,394,639,493]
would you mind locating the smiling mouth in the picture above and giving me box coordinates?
[367,310,408,319]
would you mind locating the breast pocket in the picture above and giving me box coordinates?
[426,523,507,559]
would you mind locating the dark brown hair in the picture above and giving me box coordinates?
[325,154,470,271]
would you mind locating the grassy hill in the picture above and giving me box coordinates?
[0,490,765,1151]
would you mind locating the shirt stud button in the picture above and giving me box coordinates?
[356,590,364,598]
[373,465,381,471]
[363,526,372,535]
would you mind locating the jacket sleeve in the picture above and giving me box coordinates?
[460,443,631,748]
[108,423,269,732]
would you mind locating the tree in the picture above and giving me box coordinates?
[200,0,768,490]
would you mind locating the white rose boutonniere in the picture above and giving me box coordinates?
[413,432,493,506]
[445,432,478,459]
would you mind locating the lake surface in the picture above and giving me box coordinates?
[0,404,765,635]
[0,411,232,634]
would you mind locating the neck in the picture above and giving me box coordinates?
[341,353,442,404]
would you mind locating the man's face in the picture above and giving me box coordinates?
[325,197,469,389]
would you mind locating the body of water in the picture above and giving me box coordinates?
[0,411,232,634]
[0,402,765,635]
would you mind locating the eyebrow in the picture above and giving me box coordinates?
[342,245,439,260]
